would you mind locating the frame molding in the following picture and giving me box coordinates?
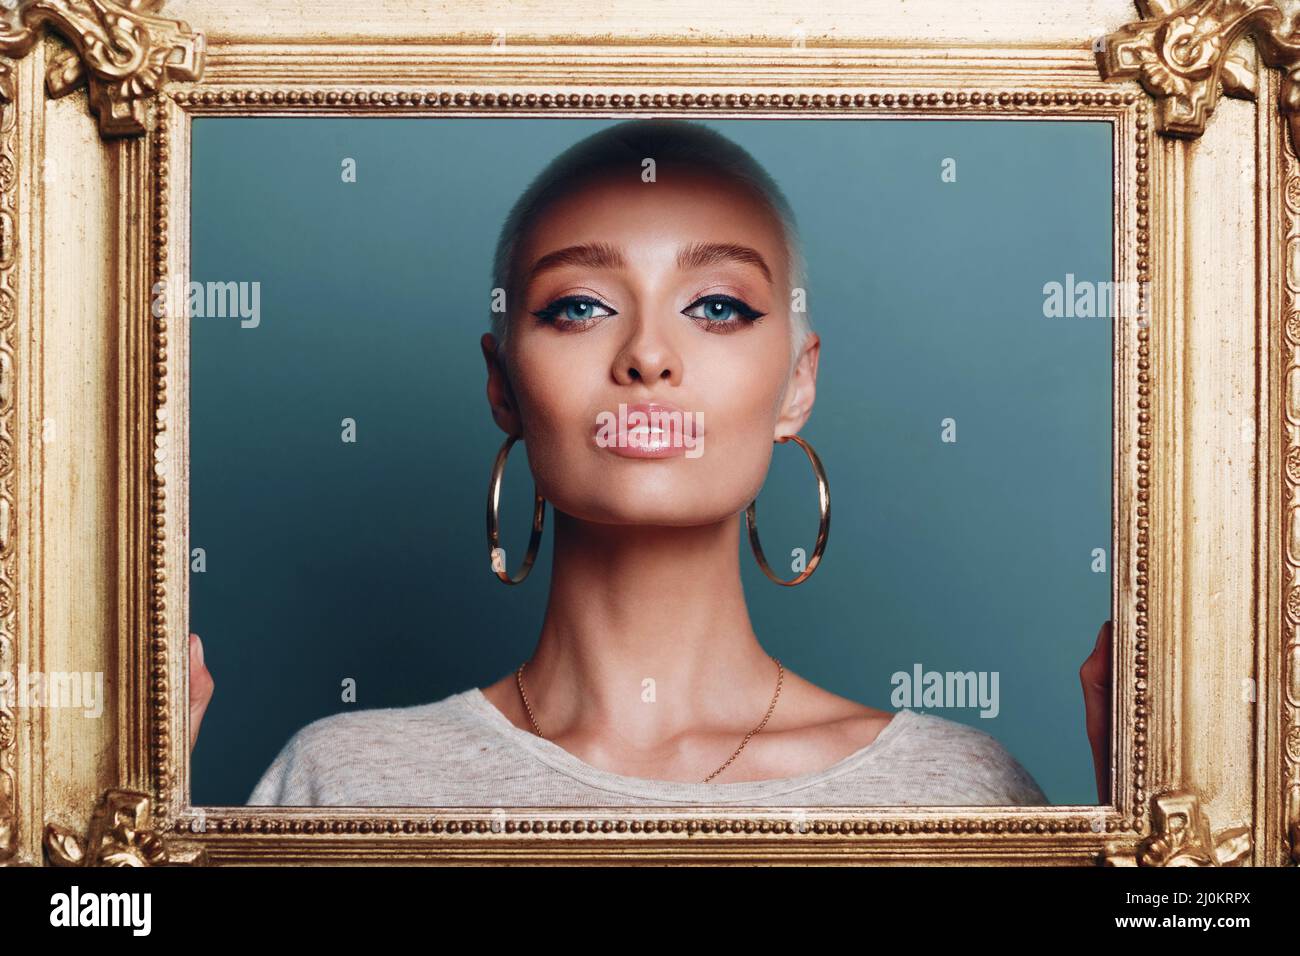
[154,83,1151,865]
[0,0,1293,865]
[0,39,18,869]
[1276,52,1300,868]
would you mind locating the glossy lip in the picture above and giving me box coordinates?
[592,401,705,460]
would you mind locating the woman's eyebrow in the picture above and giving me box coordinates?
[676,241,772,283]
[526,242,625,281]
[524,240,773,284]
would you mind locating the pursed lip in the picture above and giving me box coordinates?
[591,400,705,459]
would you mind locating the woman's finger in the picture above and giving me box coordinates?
[189,632,214,752]
[1079,619,1111,803]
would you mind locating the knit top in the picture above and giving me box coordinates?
[246,687,1050,807]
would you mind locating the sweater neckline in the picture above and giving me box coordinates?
[457,687,918,801]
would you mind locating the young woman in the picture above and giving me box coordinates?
[191,119,1112,806]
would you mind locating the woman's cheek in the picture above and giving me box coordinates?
[516,398,592,502]
[726,431,778,509]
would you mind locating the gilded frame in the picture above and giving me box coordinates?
[0,0,1293,866]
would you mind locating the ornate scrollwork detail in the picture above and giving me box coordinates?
[44,789,206,866]
[1104,789,1252,865]
[1098,1,1300,153]
[0,0,204,136]
[0,52,16,865]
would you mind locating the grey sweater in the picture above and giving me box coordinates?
[246,687,1050,807]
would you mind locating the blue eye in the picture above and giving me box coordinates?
[531,294,617,327]
[682,294,766,326]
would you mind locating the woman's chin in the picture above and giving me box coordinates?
[549,493,747,529]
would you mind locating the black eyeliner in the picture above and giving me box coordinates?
[531,293,618,324]
[684,293,767,321]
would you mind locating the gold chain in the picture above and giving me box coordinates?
[515,656,784,783]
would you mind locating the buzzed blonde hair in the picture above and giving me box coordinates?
[490,119,811,367]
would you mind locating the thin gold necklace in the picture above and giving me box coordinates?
[514,656,784,783]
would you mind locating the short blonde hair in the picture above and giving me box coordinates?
[490,119,811,367]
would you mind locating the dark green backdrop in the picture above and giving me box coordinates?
[189,117,1113,806]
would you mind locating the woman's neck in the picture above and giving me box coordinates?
[520,509,780,747]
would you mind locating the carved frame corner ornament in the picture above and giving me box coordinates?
[1097,0,1300,154]
[1103,790,1253,866]
[43,789,206,867]
[0,0,204,136]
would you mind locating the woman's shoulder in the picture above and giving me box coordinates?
[775,675,1048,806]
[285,690,476,745]
[245,688,484,806]
[880,708,1050,806]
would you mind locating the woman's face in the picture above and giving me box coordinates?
[482,164,819,527]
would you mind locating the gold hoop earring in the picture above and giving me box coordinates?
[745,434,830,587]
[486,435,545,585]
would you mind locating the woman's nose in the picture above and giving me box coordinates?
[612,317,681,386]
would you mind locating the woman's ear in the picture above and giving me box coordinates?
[774,331,820,440]
[481,332,523,437]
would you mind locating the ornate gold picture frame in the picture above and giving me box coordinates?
[0,0,1295,866]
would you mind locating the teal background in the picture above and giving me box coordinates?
[188,117,1113,807]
